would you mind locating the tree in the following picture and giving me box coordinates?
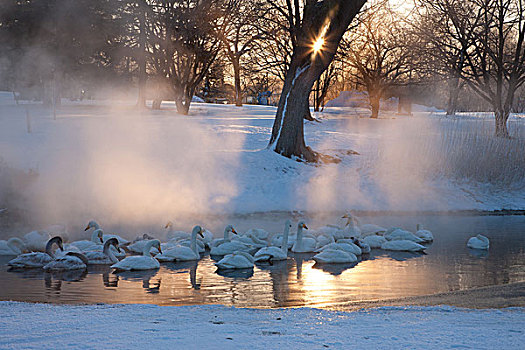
[268,0,367,161]
[415,0,525,137]
[340,1,411,118]
[216,0,262,106]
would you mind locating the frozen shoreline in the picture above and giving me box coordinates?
[1,301,524,349]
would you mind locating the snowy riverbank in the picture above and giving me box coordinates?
[1,95,524,232]
[0,301,524,349]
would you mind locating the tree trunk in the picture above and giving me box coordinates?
[152,99,162,110]
[370,94,380,118]
[494,108,510,138]
[271,65,317,162]
[232,57,243,107]
[446,77,460,116]
[304,100,314,121]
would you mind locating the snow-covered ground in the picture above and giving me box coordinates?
[0,301,523,349]
[0,92,524,232]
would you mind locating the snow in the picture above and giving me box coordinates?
[0,301,523,349]
[0,94,524,230]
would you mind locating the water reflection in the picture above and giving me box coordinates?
[0,215,524,308]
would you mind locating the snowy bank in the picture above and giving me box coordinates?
[0,301,523,349]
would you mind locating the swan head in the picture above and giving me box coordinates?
[225,225,237,235]
[48,236,64,251]
[285,220,292,229]
[192,226,205,238]
[165,221,173,229]
[151,239,162,254]
[105,238,121,252]
[84,220,98,231]
[298,221,308,230]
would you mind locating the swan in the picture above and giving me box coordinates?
[359,224,387,237]
[43,252,88,271]
[415,224,434,242]
[84,238,122,265]
[313,249,358,264]
[346,237,371,253]
[85,220,129,245]
[232,232,268,248]
[111,239,162,271]
[7,236,64,268]
[384,228,424,243]
[156,226,205,262]
[381,240,426,252]
[244,228,270,240]
[164,221,191,241]
[316,240,362,256]
[291,222,316,253]
[210,225,237,248]
[0,237,27,255]
[215,251,255,270]
[362,235,387,249]
[210,227,253,255]
[254,220,292,262]
[314,232,336,249]
[69,229,104,251]
[22,230,51,252]
[467,234,489,250]
[337,214,361,239]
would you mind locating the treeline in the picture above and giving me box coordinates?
[0,0,524,136]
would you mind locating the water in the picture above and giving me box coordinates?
[0,214,524,308]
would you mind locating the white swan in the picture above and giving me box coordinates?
[164,221,190,241]
[384,228,424,243]
[233,232,268,248]
[43,252,88,271]
[156,226,204,262]
[210,226,253,255]
[69,229,104,251]
[362,235,387,249]
[210,225,237,248]
[313,249,358,264]
[85,220,129,245]
[345,237,371,253]
[359,223,387,237]
[22,230,51,252]
[291,222,316,253]
[244,228,270,240]
[0,237,27,255]
[215,251,255,269]
[381,240,426,252]
[467,234,489,250]
[415,224,434,242]
[84,238,122,265]
[337,214,361,238]
[316,240,362,256]
[111,240,162,271]
[254,221,292,262]
[7,236,64,268]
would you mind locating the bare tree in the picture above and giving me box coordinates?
[341,2,411,118]
[268,0,367,161]
[216,0,261,106]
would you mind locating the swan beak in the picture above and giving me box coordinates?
[59,243,64,251]
[157,246,162,254]
[198,231,204,238]
[342,214,348,218]
[117,246,122,253]
[164,222,170,229]
[303,224,308,229]
[99,236,104,243]
[84,225,90,231]
[231,228,237,235]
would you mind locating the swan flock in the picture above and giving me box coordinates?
[2,216,487,273]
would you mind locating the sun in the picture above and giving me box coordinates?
[313,37,325,53]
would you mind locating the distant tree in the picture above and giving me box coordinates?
[340,1,412,118]
[268,0,367,161]
[216,0,262,106]
[415,0,525,137]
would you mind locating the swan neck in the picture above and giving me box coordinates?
[45,240,58,258]
[142,241,155,256]
[7,238,24,254]
[104,243,118,263]
[223,228,230,242]
[281,225,290,251]
[91,230,101,243]
[190,231,198,255]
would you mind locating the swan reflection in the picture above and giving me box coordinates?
[468,248,489,259]
[114,270,161,294]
